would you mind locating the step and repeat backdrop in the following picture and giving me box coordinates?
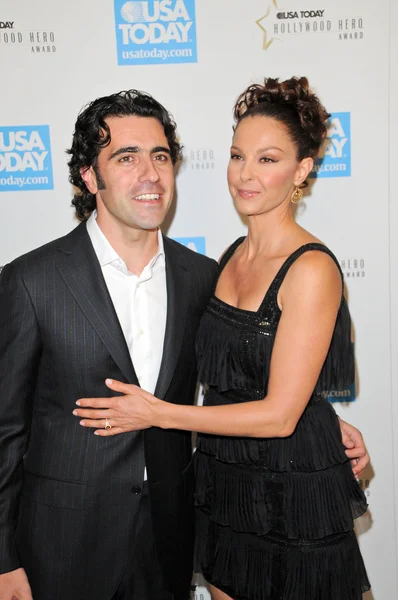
[1,0,397,598]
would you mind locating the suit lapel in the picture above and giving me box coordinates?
[154,237,190,400]
[55,222,138,385]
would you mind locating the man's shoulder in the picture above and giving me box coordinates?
[6,222,86,274]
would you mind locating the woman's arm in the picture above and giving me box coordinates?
[75,251,342,438]
[160,251,342,437]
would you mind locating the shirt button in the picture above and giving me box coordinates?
[131,486,142,495]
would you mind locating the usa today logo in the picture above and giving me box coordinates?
[311,112,351,178]
[173,237,206,255]
[320,342,356,403]
[0,126,54,191]
[114,0,197,65]
[321,382,356,403]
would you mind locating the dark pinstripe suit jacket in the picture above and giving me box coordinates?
[0,221,218,600]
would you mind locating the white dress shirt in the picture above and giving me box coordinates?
[87,211,167,479]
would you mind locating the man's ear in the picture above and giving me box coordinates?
[80,166,98,194]
[294,157,314,187]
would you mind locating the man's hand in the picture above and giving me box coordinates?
[339,417,370,477]
[0,568,32,600]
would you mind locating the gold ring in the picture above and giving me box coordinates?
[104,418,112,430]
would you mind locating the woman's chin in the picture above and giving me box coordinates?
[233,199,259,216]
[234,203,262,218]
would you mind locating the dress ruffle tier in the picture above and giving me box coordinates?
[199,388,353,472]
[194,450,368,540]
[195,510,370,600]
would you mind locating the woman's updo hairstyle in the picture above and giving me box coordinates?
[233,76,330,162]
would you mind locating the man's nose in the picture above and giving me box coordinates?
[138,157,160,183]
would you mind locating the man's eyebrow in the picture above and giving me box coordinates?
[108,146,171,160]
[108,146,139,160]
[151,146,171,156]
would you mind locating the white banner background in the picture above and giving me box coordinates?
[0,1,397,597]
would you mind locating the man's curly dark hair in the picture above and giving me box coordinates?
[66,90,183,221]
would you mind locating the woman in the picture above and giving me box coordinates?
[75,77,370,599]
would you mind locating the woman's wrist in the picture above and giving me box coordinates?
[154,397,174,429]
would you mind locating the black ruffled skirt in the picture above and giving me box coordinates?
[193,398,370,600]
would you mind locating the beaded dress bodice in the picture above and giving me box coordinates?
[196,238,354,406]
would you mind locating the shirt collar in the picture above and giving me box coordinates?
[86,210,164,274]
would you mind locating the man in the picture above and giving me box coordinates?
[0,90,368,600]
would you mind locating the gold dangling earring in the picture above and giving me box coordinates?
[291,187,303,204]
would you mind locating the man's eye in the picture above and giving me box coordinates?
[119,156,134,163]
[154,154,169,162]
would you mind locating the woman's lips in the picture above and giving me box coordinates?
[237,189,260,199]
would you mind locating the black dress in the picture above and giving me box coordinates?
[194,239,370,600]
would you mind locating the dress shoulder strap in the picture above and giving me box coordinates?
[258,243,343,315]
[277,242,342,280]
[218,237,245,272]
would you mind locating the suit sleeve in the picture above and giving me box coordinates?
[0,262,41,573]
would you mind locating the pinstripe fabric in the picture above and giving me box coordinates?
[0,221,218,600]
[112,483,173,600]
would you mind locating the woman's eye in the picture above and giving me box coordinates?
[230,154,242,160]
[260,157,275,163]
